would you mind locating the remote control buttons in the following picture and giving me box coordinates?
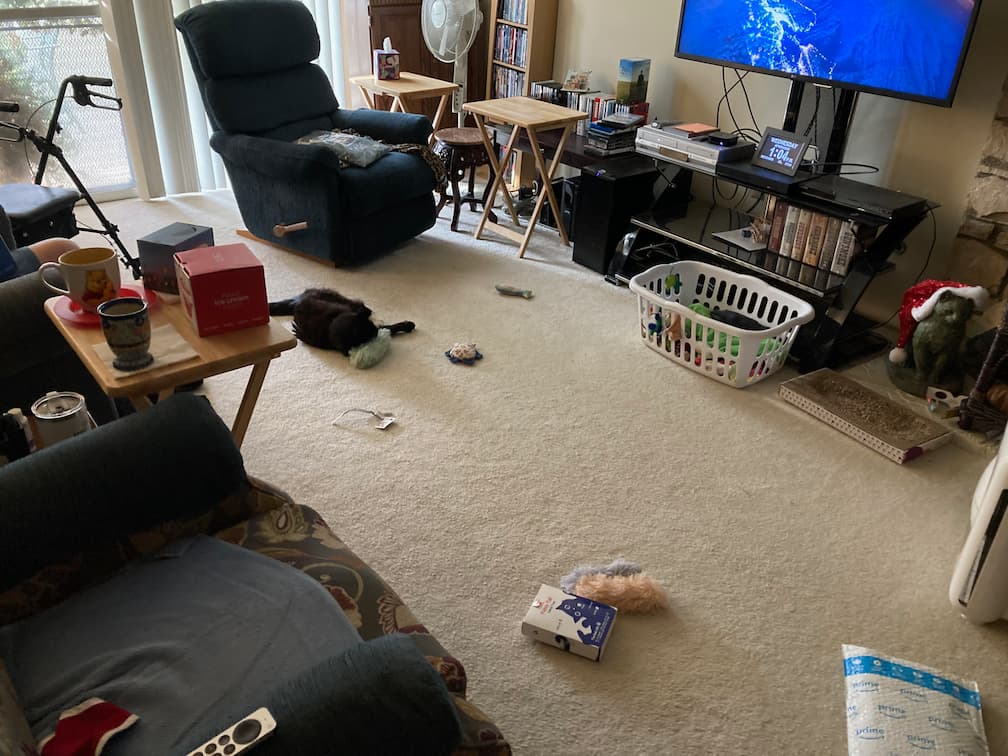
[223,745,235,755]
[233,719,262,744]
[205,745,216,753]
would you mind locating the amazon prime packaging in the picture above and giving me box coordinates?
[843,644,988,755]
[521,584,616,661]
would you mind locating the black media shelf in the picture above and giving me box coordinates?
[614,161,931,372]
[631,206,848,298]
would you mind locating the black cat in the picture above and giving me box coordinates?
[268,288,414,354]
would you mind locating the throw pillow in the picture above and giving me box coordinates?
[296,130,392,168]
[0,661,37,756]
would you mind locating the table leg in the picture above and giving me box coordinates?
[231,360,271,447]
[472,114,521,237]
[391,96,406,113]
[356,84,376,110]
[519,125,572,256]
[430,94,449,145]
[128,387,173,412]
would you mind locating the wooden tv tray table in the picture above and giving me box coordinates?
[462,97,587,258]
[44,297,297,447]
[349,72,459,146]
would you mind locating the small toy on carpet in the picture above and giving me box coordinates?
[495,284,533,299]
[445,342,483,365]
[349,328,391,369]
[560,557,668,614]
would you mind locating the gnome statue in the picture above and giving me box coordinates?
[887,280,989,397]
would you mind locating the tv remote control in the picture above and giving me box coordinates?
[186,708,276,756]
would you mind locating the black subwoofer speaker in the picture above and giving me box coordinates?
[572,156,658,273]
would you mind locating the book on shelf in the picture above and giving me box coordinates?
[498,0,527,24]
[830,220,861,275]
[494,24,528,67]
[800,211,830,266]
[763,195,777,223]
[768,199,789,253]
[492,65,526,98]
[778,204,802,257]
[616,58,650,105]
[599,112,644,129]
[790,208,814,260]
[817,216,844,272]
[829,220,878,275]
[666,122,718,139]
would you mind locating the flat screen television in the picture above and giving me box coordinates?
[675,0,983,107]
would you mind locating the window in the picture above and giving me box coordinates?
[0,1,135,194]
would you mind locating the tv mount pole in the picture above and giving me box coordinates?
[782,80,858,176]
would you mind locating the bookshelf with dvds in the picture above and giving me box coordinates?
[485,0,558,186]
[612,160,934,372]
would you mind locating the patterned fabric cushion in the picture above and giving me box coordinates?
[215,486,510,755]
[0,476,510,755]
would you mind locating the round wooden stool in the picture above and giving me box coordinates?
[433,127,498,232]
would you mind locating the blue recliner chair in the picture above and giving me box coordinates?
[174,0,438,266]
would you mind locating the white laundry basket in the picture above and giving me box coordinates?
[629,261,815,388]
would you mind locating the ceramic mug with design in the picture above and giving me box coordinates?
[39,247,121,313]
[97,297,153,371]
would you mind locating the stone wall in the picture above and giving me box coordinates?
[950,76,1008,329]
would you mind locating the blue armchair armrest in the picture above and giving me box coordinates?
[332,108,432,146]
[0,394,245,591]
[210,132,344,180]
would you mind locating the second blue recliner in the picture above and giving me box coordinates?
[175,0,438,266]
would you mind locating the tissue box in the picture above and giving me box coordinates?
[174,243,268,337]
[521,584,617,661]
[137,222,214,296]
[373,49,400,80]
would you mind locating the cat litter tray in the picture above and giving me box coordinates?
[629,261,814,388]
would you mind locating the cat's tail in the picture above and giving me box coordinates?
[385,320,416,336]
[268,298,298,316]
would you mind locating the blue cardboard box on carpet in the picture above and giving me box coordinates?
[138,222,214,297]
[522,584,617,661]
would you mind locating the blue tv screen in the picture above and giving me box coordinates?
[675,0,982,106]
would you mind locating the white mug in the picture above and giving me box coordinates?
[39,247,121,313]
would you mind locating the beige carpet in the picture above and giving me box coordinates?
[79,192,1008,754]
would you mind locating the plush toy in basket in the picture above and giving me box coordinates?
[629,261,815,388]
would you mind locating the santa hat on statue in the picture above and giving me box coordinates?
[888,280,989,364]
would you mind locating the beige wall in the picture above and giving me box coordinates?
[552,0,1008,319]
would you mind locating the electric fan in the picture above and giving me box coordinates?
[420,0,483,126]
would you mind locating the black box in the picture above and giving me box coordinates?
[137,222,214,296]
[572,156,658,274]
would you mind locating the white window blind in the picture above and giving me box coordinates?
[104,0,350,196]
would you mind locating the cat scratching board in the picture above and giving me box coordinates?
[778,369,952,464]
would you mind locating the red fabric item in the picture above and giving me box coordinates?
[39,699,138,756]
[890,280,988,364]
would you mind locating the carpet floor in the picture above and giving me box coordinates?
[79,192,1008,755]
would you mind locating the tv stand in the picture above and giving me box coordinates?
[612,159,933,372]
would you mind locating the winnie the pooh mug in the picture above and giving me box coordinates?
[39,247,121,313]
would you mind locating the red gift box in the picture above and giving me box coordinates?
[174,243,268,336]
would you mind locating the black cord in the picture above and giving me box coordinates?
[810,161,880,176]
[716,68,746,131]
[735,69,760,134]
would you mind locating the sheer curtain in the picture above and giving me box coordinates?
[107,0,350,197]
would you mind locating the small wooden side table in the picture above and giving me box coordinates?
[433,127,499,232]
[350,73,459,146]
[462,97,587,258]
[44,298,297,447]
